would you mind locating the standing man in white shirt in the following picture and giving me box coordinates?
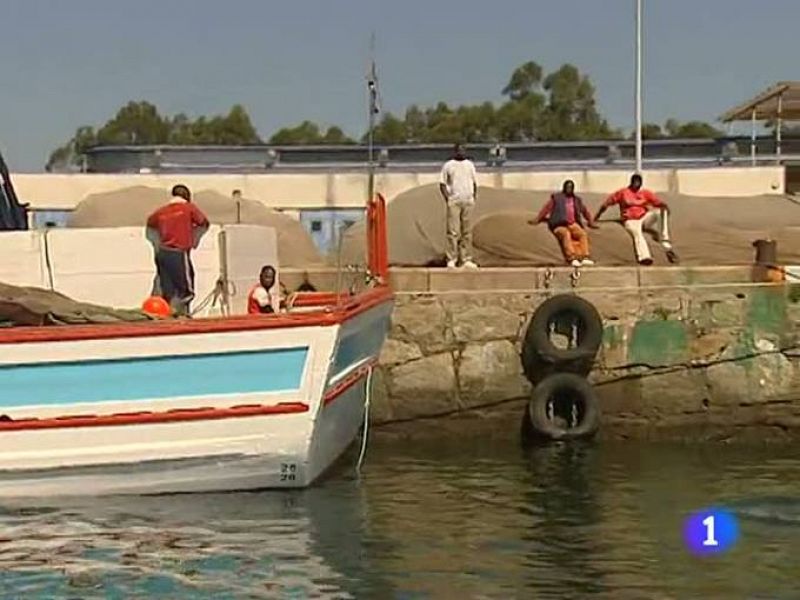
[439,143,479,269]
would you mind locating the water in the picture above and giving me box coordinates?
[1,438,800,599]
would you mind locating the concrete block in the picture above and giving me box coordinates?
[567,267,639,289]
[639,370,708,416]
[368,367,393,425]
[389,268,429,292]
[387,353,458,419]
[457,341,530,408]
[685,266,752,285]
[451,305,521,343]
[577,290,642,323]
[391,297,453,354]
[676,167,784,197]
[637,267,689,287]
[0,231,47,288]
[706,362,751,406]
[428,268,539,292]
[380,339,423,368]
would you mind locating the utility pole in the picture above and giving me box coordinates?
[635,0,643,173]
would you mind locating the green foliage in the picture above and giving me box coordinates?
[45,59,725,170]
[641,123,665,139]
[370,61,617,144]
[268,121,355,145]
[664,118,722,138]
[47,102,261,171]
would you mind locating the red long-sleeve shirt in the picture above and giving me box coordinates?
[601,187,664,221]
[146,199,209,251]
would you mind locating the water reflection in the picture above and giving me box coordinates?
[0,440,798,598]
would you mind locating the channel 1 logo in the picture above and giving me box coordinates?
[683,508,739,556]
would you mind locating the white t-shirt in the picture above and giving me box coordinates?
[439,159,477,204]
[251,285,272,308]
[251,285,279,311]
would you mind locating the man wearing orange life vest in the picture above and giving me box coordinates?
[594,173,679,266]
[248,265,280,314]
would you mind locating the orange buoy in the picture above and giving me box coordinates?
[142,296,171,318]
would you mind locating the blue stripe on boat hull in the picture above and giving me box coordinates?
[330,305,392,380]
[0,347,309,408]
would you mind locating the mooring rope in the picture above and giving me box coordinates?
[356,365,374,474]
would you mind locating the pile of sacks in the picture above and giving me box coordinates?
[336,184,800,266]
[69,187,324,268]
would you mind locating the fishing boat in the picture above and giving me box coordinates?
[0,180,392,496]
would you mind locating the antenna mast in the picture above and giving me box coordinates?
[367,33,380,202]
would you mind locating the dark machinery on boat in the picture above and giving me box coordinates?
[0,150,28,230]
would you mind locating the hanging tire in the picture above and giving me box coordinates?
[526,373,599,441]
[521,294,603,381]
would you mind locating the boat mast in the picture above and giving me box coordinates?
[366,33,379,203]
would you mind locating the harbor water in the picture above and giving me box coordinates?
[1,436,799,599]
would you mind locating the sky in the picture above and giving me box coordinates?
[1,0,798,171]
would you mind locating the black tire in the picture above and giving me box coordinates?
[521,294,603,378]
[527,373,599,441]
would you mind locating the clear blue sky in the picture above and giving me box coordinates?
[1,0,797,170]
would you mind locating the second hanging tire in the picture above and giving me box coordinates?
[526,372,599,441]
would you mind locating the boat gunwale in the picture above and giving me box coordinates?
[0,286,393,345]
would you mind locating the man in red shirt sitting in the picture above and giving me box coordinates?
[146,184,210,316]
[594,174,678,265]
[530,179,597,267]
[248,265,278,314]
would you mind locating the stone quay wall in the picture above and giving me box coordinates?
[283,266,800,441]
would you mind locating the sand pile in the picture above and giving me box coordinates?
[68,187,323,268]
[336,184,800,266]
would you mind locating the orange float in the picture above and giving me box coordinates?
[141,296,171,318]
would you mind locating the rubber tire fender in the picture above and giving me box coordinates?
[527,372,599,441]
[521,294,603,368]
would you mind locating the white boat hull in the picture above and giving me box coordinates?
[0,291,393,497]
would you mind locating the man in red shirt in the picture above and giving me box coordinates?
[146,184,210,315]
[594,174,678,265]
[530,180,597,267]
[248,265,278,314]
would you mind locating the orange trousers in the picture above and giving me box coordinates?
[552,224,589,262]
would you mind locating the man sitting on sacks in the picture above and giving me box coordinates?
[594,173,679,266]
[530,179,597,267]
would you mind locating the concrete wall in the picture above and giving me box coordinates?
[323,266,800,441]
[0,226,278,315]
[14,166,786,211]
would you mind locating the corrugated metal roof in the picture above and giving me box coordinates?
[721,81,800,122]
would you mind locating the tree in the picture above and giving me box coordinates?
[404,105,427,142]
[211,105,261,145]
[94,101,170,146]
[46,125,97,172]
[664,119,721,138]
[268,120,323,144]
[502,61,544,101]
[322,126,355,144]
[539,64,614,140]
[47,102,264,170]
[496,94,544,142]
[369,113,406,144]
[640,123,664,139]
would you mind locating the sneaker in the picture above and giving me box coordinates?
[570,259,582,268]
[580,258,595,266]
[446,260,457,269]
[639,258,654,266]
[462,260,479,270]
[666,249,679,264]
